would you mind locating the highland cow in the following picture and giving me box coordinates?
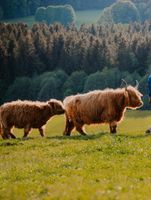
[0,99,65,139]
[63,82,143,136]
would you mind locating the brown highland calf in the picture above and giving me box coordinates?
[0,99,65,139]
[63,83,143,136]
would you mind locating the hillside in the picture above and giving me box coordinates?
[1,111,151,199]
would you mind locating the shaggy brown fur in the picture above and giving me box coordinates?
[63,86,143,136]
[0,99,65,139]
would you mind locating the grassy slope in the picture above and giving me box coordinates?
[1,10,101,27]
[1,110,151,199]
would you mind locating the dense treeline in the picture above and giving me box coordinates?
[0,0,41,19]
[0,22,151,108]
[133,0,151,21]
[40,0,115,10]
[1,0,151,20]
[0,0,115,19]
[35,5,76,25]
[98,1,140,24]
[98,0,151,24]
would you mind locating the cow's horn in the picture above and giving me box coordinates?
[135,80,139,89]
[121,79,128,89]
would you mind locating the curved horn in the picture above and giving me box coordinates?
[135,80,139,89]
[121,79,128,89]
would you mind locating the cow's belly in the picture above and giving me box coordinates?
[13,121,45,129]
[81,116,104,125]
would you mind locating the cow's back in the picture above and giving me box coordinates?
[0,101,47,128]
[64,90,113,124]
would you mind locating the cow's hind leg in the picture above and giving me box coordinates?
[63,117,74,136]
[75,124,87,136]
[23,127,31,139]
[9,132,16,139]
[1,130,9,139]
[8,128,16,139]
[2,127,12,139]
[39,127,45,137]
[0,125,8,139]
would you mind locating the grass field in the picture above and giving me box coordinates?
[1,10,101,27]
[1,110,151,199]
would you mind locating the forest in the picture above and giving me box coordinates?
[1,0,151,21]
[0,0,115,19]
[0,21,150,108]
[98,0,151,24]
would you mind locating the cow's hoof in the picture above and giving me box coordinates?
[10,134,16,139]
[145,129,151,135]
[81,133,87,136]
[111,131,116,134]
[63,133,71,136]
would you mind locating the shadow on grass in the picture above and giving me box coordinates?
[0,132,149,144]
[47,132,107,141]
[0,139,24,147]
[115,134,148,139]
[0,137,36,146]
[48,132,150,141]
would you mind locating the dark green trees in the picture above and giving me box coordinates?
[98,0,140,24]
[1,0,151,21]
[0,0,41,19]
[35,7,46,22]
[35,5,76,26]
[1,22,151,108]
[112,1,140,24]
[0,6,3,19]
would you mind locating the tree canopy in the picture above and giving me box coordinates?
[35,7,46,22]
[0,22,151,108]
[41,5,76,25]
[98,0,140,24]
[0,0,115,19]
[1,0,151,22]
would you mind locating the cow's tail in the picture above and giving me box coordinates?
[0,108,4,139]
[0,123,2,137]
[0,107,1,131]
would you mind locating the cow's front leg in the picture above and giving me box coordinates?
[109,122,117,134]
[39,127,45,137]
[146,127,151,134]
[63,116,74,136]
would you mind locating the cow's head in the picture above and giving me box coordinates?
[48,99,65,115]
[122,80,143,109]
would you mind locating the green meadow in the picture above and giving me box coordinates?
[1,110,151,199]
[1,10,101,27]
